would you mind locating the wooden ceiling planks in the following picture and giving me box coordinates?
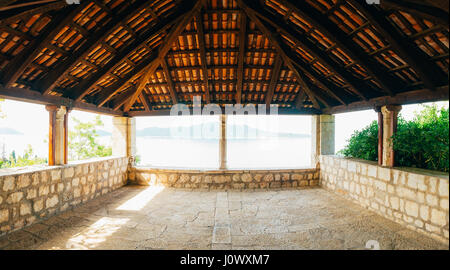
[0,0,448,116]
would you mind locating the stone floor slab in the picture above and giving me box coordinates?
[0,185,447,250]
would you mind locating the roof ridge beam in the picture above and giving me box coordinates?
[1,3,83,87]
[36,0,154,95]
[265,56,283,106]
[123,0,203,112]
[195,9,211,103]
[349,0,448,90]
[236,11,247,104]
[237,0,321,110]
[279,0,400,96]
[250,2,369,101]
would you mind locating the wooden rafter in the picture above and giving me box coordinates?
[236,11,247,104]
[277,0,400,96]
[264,56,282,106]
[161,58,178,104]
[140,93,151,112]
[349,0,448,90]
[291,59,348,106]
[250,1,370,101]
[112,87,136,111]
[0,0,66,26]
[238,0,321,110]
[323,85,449,114]
[36,0,153,95]
[72,14,184,104]
[1,3,82,87]
[195,10,211,103]
[382,0,449,27]
[123,0,203,112]
[0,86,123,116]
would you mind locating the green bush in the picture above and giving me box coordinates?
[339,104,449,173]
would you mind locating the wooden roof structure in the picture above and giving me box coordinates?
[0,0,448,116]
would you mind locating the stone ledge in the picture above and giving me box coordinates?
[0,156,127,177]
[129,167,320,190]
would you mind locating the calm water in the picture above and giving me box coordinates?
[136,137,311,169]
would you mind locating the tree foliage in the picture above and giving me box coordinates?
[339,104,449,172]
[68,115,112,161]
[0,144,46,168]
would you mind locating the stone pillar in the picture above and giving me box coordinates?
[45,105,67,165]
[112,117,136,162]
[311,114,335,167]
[319,114,335,155]
[381,105,402,167]
[375,107,383,166]
[311,115,320,168]
[219,114,227,170]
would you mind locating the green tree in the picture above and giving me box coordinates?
[0,99,5,119]
[68,115,112,161]
[339,104,449,172]
[338,120,379,161]
[0,145,46,169]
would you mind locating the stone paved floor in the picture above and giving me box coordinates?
[0,185,448,250]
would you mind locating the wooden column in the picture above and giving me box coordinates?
[219,114,227,170]
[64,109,71,164]
[375,107,383,166]
[45,105,67,165]
[381,105,402,167]
[46,105,57,166]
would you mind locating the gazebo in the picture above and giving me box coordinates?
[0,0,448,250]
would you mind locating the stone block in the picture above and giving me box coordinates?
[438,179,449,197]
[431,209,447,226]
[405,201,419,218]
[3,176,15,192]
[0,209,9,223]
[6,192,23,204]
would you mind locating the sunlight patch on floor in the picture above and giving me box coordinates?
[116,186,165,211]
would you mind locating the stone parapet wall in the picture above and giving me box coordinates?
[129,167,320,189]
[0,157,128,236]
[320,155,449,243]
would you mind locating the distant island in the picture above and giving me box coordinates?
[0,127,23,135]
[135,124,310,139]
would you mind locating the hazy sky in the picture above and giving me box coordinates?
[0,99,448,160]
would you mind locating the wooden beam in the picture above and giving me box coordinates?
[71,14,183,103]
[127,106,322,117]
[195,11,211,103]
[64,108,69,165]
[123,0,203,112]
[236,12,247,104]
[45,104,57,166]
[375,107,383,166]
[0,0,65,26]
[237,0,321,110]
[0,86,124,116]
[265,56,282,106]
[161,59,178,104]
[140,93,151,112]
[349,0,448,90]
[112,87,137,111]
[250,1,370,101]
[382,0,448,27]
[322,86,449,114]
[36,0,153,95]
[291,59,348,106]
[1,3,83,88]
[279,0,401,96]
